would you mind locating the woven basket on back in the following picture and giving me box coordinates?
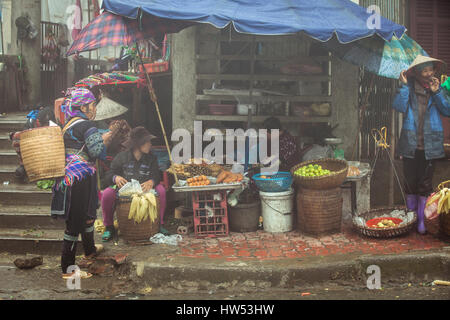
[291,158,348,190]
[116,196,160,242]
[19,126,66,182]
[354,207,416,238]
[296,187,343,235]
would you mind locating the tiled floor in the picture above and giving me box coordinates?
[173,220,449,261]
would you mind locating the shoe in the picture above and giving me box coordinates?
[102,230,113,242]
[84,244,104,259]
[160,226,170,235]
[417,196,427,235]
[406,194,418,212]
[102,226,115,242]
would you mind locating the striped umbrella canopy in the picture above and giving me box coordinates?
[67,11,190,56]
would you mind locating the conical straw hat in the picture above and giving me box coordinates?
[94,96,128,121]
[406,55,447,77]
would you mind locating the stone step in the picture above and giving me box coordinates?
[0,121,26,136]
[0,202,64,229]
[0,135,13,150]
[0,204,61,230]
[0,227,63,255]
[0,165,19,183]
[0,227,103,255]
[0,150,19,165]
[0,212,64,229]
[0,183,52,206]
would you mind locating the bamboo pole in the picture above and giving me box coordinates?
[135,41,178,184]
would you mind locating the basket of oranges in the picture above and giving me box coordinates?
[187,176,211,187]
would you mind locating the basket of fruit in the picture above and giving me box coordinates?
[353,207,416,238]
[252,172,293,192]
[290,158,348,190]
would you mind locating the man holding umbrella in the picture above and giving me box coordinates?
[393,55,450,234]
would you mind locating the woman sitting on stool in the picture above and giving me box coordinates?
[101,126,168,240]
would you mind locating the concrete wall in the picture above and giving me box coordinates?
[331,57,360,160]
[172,25,361,158]
[9,0,42,105]
[172,26,197,133]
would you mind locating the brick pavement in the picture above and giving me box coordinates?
[171,220,449,261]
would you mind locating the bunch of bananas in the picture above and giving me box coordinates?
[128,193,158,224]
[427,187,450,215]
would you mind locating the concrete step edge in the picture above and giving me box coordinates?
[0,187,52,194]
[131,251,450,288]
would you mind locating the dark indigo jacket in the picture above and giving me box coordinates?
[107,150,161,186]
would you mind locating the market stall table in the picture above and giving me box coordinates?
[173,178,249,238]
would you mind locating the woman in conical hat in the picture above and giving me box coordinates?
[394,55,450,234]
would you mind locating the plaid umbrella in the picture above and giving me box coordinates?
[67,11,189,56]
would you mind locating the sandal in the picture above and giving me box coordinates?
[62,270,92,279]
[84,244,104,259]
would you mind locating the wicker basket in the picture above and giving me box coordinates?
[354,207,417,238]
[19,126,66,182]
[116,196,160,242]
[437,180,450,236]
[296,187,343,235]
[290,158,348,190]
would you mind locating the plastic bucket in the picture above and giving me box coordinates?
[259,188,294,233]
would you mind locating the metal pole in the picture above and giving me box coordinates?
[0,14,4,56]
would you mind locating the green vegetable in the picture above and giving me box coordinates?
[37,179,55,190]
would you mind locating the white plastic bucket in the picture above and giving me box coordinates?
[259,188,294,233]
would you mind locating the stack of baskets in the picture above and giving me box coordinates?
[291,159,348,235]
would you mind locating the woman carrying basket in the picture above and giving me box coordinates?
[393,55,450,234]
[51,87,113,279]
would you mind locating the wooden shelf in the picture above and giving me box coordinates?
[195,115,331,123]
[196,74,330,81]
[196,94,332,102]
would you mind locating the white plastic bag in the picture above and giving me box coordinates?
[150,233,182,246]
[118,179,143,197]
[425,192,439,220]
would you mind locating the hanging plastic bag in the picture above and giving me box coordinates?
[425,192,439,220]
[118,179,143,197]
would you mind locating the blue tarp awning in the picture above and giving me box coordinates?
[101,0,406,44]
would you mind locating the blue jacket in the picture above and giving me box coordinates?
[393,83,450,160]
